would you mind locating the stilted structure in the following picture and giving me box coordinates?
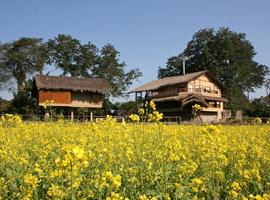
[32,75,112,120]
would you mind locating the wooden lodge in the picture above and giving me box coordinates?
[32,75,112,119]
[130,70,228,122]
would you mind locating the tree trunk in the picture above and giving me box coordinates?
[14,69,26,94]
[17,78,26,94]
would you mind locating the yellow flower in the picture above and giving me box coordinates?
[112,175,121,189]
[231,182,241,191]
[229,190,238,199]
[47,185,64,199]
[149,100,156,111]
[138,108,145,115]
[72,146,85,159]
[23,174,39,188]
[129,114,140,122]
[148,111,163,122]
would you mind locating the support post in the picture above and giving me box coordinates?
[90,112,93,122]
[71,109,74,122]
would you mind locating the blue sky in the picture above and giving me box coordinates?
[1,0,270,100]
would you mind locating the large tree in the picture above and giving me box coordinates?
[47,35,142,97]
[46,34,98,77]
[246,95,270,118]
[93,44,142,97]
[158,27,269,110]
[0,37,47,93]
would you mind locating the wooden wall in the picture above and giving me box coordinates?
[39,90,71,104]
[71,92,102,108]
[38,90,103,108]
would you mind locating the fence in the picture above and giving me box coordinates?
[0,114,269,124]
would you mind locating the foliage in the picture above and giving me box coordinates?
[254,117,262,124]
[264,78,270,96]
[129,100,163,122]
[0,37,47,93]
[0,98,10,114]
[246,96,270,117]
[46,34,98,77]
[157,27,269,110]
[8,79,38,115]
[113,100,142,116]
[47,35,142,97]
[192,104,201,116]
[93,44,142,97]
[0,120,270,198]
[128,114,140,122]
[0,114,22,127]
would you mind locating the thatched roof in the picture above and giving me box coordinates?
[34,75,112,93]
[130,70,225,93]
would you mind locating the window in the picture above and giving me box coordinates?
[195,85,201,92]
[208,101,220,108]
[213,87,219,94]
[188,85,193,92]
[204,86,211,93]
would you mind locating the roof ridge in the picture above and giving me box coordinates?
[35,74,103,80]
[158,70,208,80]
[130,70,210,93]
[34,75,112,93]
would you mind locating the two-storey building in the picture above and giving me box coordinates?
[130,70,228,122]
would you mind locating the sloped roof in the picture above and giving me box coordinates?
[34,75,112,93]
[130,70,225,92]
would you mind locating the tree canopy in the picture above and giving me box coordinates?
[46,34,98,77]
[158,27,269,110]
[47,34,142,97]
[0,35,142,114]
[246,96,270,118]
[0,37,47,93]
[92,44,142,97]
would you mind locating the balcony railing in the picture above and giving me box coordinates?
[178,88,219,94]
[141,87,221,100]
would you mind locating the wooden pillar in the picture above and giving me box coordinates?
[70,108,74,122]
[90,112,93,122]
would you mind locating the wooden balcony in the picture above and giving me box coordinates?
[178,88,218,94]
[149,87,220,99]
[136,87,223,101]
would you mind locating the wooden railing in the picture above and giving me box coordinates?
[148,87,220,99]
[179,88,219,94]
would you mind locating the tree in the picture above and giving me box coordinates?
[0,97,10,114]
[47,34,98,77]
[158,27,269,110]
[0,37,47,94]
[93,44,142,97]
[246,96,270,117]
[8,79,38,114]
[47,35,142,97]
[265,78,270,96]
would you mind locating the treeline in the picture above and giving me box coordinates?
[1,27,270,117]
[158,27,270,117]
[0,35,142,115]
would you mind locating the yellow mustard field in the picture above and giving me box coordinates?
[0,117,270,199]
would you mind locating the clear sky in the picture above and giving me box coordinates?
[1,0,270,100]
